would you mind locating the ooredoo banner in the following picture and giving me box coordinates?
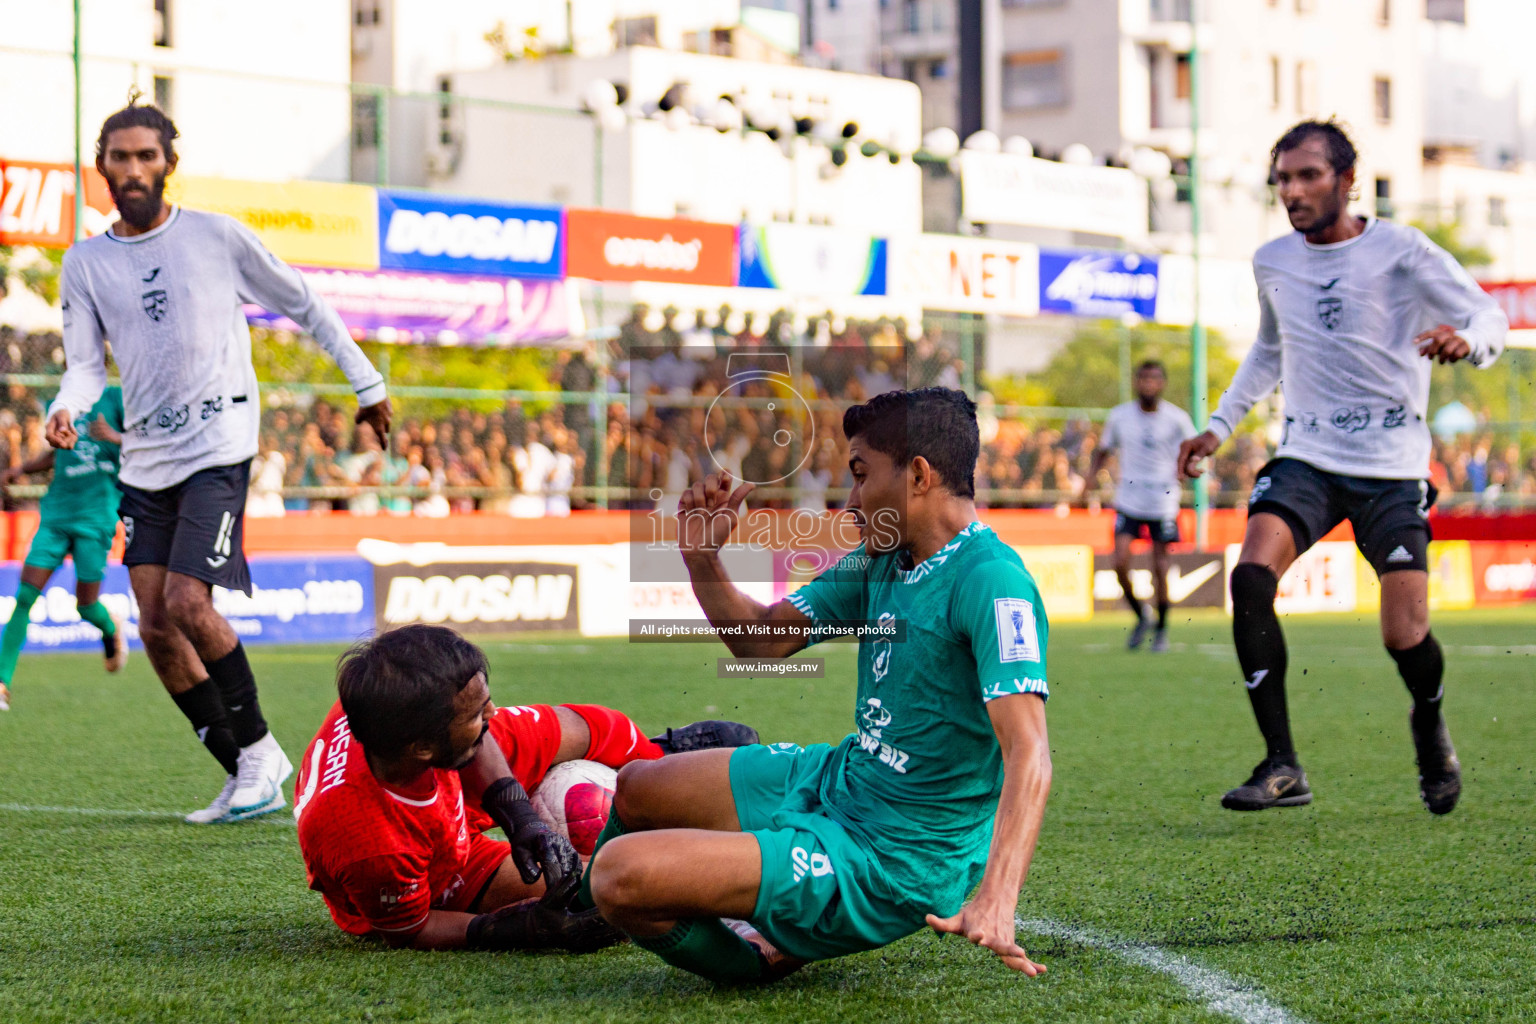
[0,555,374,653]
[1470,540,1536,604]
[565,209,735,286]
[377,190,563,279]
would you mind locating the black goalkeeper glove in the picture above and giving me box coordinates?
[466,899,626,954]
[480,776,581,891]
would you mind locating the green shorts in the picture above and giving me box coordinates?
[729,742,930,962]
[25,520,115,583]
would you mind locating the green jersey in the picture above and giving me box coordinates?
[784,521,1049,908]
[40,386,124,528]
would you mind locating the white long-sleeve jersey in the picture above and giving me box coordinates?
[1208,218,1506,480]
[51,205,386,491]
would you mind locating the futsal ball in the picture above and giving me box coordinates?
[530,759,617,857]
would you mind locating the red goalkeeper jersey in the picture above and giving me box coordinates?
[294,701,656,936]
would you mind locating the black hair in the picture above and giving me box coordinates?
[1136,359,1166,376]
[95,99,180,164]
[842,387,979,499]
[1270,118,1356,175]
[336,625,489,760]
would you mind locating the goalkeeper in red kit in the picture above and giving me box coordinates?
[294,625,757,950]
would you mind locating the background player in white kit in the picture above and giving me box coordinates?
[46,100,392,823]
[1179,120,1506,816]
[1086,360,1196,652]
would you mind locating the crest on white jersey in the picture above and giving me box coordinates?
[994,598,1040,663]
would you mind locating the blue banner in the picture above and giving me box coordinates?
[0,555,375,655]
[1038,248,1158,319]
[378,190,564,279]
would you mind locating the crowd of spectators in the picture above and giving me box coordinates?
[4,323,1535,517]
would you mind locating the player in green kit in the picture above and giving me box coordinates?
[0,385,129,711]
[583,388,1054,981]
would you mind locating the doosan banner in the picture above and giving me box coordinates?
[0,555,375,654]
[378,190,564,279]
[246,266,579,344]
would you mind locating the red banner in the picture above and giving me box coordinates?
[1483,281,1536,331]
[0,159,115,247]
[1469,540,1536,604]
[564,209,735,286]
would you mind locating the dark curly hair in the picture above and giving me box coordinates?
[95,98,180,164]
[1270,118,1356,175]
[842,387,979,499]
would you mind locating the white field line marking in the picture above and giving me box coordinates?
[0,802,294,825]
[1018,917,1309,1024]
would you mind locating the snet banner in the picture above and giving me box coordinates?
[0,555,375,654]
[245,266,579,344]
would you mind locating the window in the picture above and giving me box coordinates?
[154,0,171,47]
[1375,177,1393,219]
[616,16,658,47]
[436,75,454,146]
[153,75,173,114]
[929,57,950,79]
[1374,77,1392,122]
[1003,49,1068,110]
[1426,0,1465,22]
[1489,196,1508,227]
[1270,56,1282,108]
[1175,52,1192,100]
[1295,61,1315,114]
[351,94,379,149]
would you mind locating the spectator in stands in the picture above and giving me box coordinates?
[510,422,554,518]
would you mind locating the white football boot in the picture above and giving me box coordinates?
[185,775,238,824]
[185,773,288,824]
[229,732,294,814]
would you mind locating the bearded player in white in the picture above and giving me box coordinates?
[1087,360,1197,652]
[47,100,392,823]
[1179,120,1506,816]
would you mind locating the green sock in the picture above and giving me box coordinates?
[574,806,630,911]
[632,917,766,984]
[78,600,116,636]
[0,583,42,685]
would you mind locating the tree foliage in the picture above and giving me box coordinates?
[982,321,1242,418]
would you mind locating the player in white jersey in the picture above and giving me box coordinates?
[46,100,392,824]
[1087,360,1197,652]
[1179,120,1506,816]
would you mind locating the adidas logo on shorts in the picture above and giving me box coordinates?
[1386,545,1414,564]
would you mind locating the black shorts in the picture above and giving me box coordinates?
[117,460,253,594]
[1115,511,1180,544]
[1247,457,1435,576]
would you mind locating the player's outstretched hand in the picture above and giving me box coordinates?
[45,409,78,450]
[1177,430,1221,480]
[508,814,582,892]
[356,397,393,444]
[1416,324,1472,364]
[678,471,755,558]
[926,898,1046,976]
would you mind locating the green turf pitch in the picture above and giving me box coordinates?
[1,609,1533,1023]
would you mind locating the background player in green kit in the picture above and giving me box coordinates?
[0,385,129,711]
[585,388,1054,981]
